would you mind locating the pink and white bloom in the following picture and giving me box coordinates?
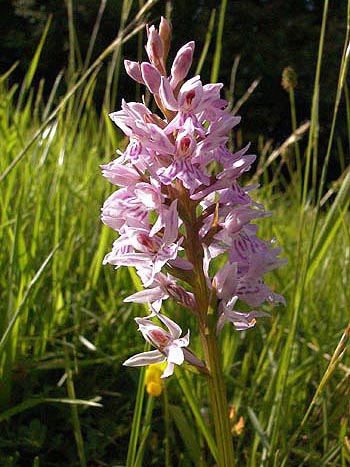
[103,201,182,286]
[101,158,140,187]
[123,313,190,378]
[217,296,269,333]
[124,272,195,312]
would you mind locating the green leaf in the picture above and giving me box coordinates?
[247,406,271,451]
[170,404,202,464]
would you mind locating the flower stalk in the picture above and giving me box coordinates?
[180,189,235,465]
[203,332,235,467]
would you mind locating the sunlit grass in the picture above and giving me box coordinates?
[0,0,350,466]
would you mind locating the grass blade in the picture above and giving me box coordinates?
[0,397,102,423]
[195,9,216,76]
[177,370,219,464]
[170,404,202,464]
[210,0,227,83]
[17,16,52,110]
[0,245,59,356]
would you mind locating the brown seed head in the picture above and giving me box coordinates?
[281,66,298,91]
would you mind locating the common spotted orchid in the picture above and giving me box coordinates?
[101,17,285,379]
[101,16,286,467]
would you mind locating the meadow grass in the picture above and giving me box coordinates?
[0,1,350,466]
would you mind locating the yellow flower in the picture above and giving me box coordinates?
[233,416,245,436]
[229,405,245,436]
[145,363,166,397]
[146,381,162,397]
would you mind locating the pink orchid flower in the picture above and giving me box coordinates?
[123,313,190,378]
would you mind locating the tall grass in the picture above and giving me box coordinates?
[0,1,350,466]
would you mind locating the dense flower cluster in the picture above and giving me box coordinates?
[101,18,285,378]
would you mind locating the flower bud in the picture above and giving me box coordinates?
[124,60,144,84]
[159,16,172,62]
[146,25,164,69]
[170,41,195,89]
[281,66,298,91]
[141,62,161,94]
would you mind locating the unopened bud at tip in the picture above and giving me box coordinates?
[146,25,164,69]
[159,16,172,61]
[281,66,297,91]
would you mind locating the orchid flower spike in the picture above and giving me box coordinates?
[103,17,286,380]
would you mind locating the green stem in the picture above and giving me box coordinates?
[289,87,302,201]
[134,392,154,467]
[126,358,147,467]
[202,330,235,467]
[64,343,87,467]
[163,386,171,467]
[180,193,235,467]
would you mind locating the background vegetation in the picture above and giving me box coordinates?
[0,1,350,466]
[1,0,349,160]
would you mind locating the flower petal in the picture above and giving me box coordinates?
[163,200,179,244]
[124,286,168,304]
[175,329,190,347]
[159,76,178,110]
[141,62,161,94]
[123,349,165,367]
[157,313,182,339]
[167,344,184,365]
[161,361,175,378]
